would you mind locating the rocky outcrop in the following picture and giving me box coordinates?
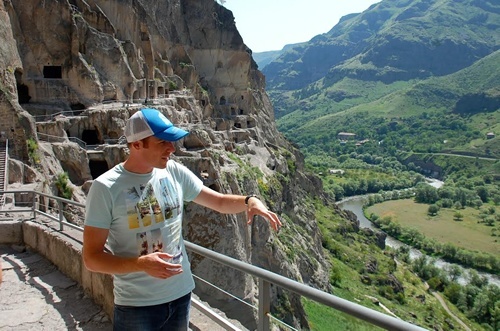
[0,0,37,162]
[1,0,332,328]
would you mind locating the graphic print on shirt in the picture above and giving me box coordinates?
[124,176,183,263]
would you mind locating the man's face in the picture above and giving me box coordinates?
[140,136,176,169]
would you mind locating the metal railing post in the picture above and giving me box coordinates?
[258,278,271,331]
[32,192,37,219]
[58,199,64,231]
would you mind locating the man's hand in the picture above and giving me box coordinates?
[246,197,282,232]
[137,252,183,279]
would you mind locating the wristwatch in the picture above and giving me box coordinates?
[245,194,258,205]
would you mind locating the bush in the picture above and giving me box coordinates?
[55,172,73,199]
[26,138,40,165]
[168,81,178,90]
[427,276,444,291]
[428,204,440,216]
[453,211,464,222]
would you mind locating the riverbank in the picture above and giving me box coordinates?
[337,195,500,287]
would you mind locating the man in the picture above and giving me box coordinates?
[83,108,281,331]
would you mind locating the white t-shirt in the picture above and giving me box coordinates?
[85,160,203,306]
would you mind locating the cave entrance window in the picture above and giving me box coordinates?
[158,86,165,97]
[43,66,62,79]
[82,129,99,145]
[140,32,149,41]
[235,123,242,129]
[17,83,31,104]
[133,90,140,101]
[219,96,226,105]
[239,109,244,115]
[89,160,109,179]
[15,69,31,104]
[70,103,85,111]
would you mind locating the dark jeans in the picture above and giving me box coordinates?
[113,293,191,331]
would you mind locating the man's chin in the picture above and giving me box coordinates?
[155,159,169,169]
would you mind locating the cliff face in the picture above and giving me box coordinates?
[1,0,331,328]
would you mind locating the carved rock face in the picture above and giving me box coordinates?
[2,1,332,328]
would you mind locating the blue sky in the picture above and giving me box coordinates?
[222,0,381,52]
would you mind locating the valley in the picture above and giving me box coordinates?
[258,0,500,329]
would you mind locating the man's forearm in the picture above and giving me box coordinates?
[83,250,141,275]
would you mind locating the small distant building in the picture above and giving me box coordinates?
[486,132,495,139]
[338,132,356,140]
[356,139,370,146]
[329,169,345,175]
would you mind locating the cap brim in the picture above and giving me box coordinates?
[154,126,189,141]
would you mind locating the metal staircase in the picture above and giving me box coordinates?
[0,140,7,208]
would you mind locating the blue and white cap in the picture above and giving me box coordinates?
[124,108,189,142]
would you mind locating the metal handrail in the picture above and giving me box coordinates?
[0,189,428,331]
[33,110,84,122]
[0,141,7,209]
[2,140,7,191]
[37,133,87,149]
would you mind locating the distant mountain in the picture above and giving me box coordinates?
[253,43,304,70]
[253,50,282,70]
[262,0,499,157]
[324,49,500,117]
[263,0,499,91]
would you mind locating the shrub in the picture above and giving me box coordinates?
[453,211,464,222]
[168,81,178,90]
[26,138,40,165]
[427,204,440,216]
[55,172,73,199]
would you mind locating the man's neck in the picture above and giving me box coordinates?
[122,159,153,174]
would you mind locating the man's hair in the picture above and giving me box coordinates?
[127,136,151,148]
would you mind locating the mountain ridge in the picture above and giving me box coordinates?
[263,0,499,91]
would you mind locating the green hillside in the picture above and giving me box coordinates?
[261,0,499,170]
[276,50,500,161]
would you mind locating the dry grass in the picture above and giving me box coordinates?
[366,199,499,255]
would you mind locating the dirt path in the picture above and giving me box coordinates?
[430,291,471,331]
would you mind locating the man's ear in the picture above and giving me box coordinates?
[130,140,142,150]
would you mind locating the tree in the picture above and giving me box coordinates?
[415,183,439,204]
[453,211,464,222]
[485,217,495,226]
[428,204,440,216]
[493,194,500,206]
[476,186,489,202]
[444,282,463,304]
[445,264,462,282]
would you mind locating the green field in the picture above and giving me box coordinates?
[365,199,499,256]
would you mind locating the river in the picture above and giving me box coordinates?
[336,180,500,287]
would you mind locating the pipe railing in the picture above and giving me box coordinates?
[37,132,87,149]
[0,189,428,331]
[0,140,8,209]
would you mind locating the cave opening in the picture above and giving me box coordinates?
[15,69,31,104]
[89,160,109,179]
[43,66,62,79]
[82,129,99,145]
